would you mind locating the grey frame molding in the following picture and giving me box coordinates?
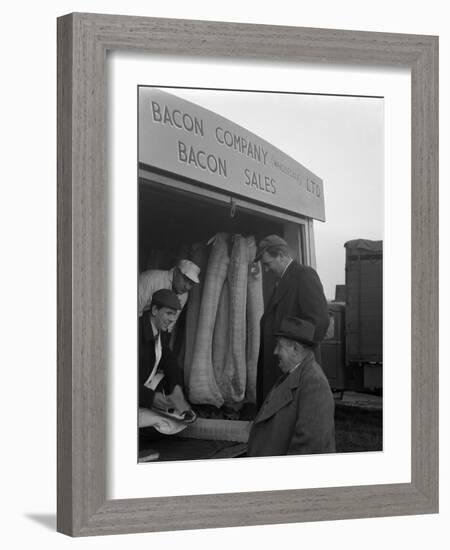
[57,13,438,537]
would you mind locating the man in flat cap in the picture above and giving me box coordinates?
[255,234,329,408]
[138,289,195,459]
[138,259,201,331]
[247,317,335,457]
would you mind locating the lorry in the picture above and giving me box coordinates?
[321,239,383,393]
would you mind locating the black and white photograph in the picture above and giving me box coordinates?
[2,0,443,544]
[137,86,383,462]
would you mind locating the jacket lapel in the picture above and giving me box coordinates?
[254,364,302,423]
[265,261,296,314]
[142,312,156,344]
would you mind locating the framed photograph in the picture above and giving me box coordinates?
[57,13,438,536]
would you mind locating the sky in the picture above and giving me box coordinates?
[156,87,384,300]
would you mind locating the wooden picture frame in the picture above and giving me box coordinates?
[57,12,438,536]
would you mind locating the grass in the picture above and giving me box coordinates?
[335,404,382,453]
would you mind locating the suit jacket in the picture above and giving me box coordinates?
[257,260,329,407]
[248,351,335,457]
[139,311,183,409]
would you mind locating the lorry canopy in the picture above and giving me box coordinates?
[344,239,382,252]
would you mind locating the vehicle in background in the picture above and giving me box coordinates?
[321,239,383,393]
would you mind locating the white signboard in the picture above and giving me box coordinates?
[139,88,325,221]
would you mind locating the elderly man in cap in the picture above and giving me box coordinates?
[139,289,195,459]
[138,259,200,328]
[255,234,329,408]
[247,317,335,457]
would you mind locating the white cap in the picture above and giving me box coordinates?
[177,259,200,284]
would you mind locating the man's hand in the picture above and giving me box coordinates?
[167,385,191,414]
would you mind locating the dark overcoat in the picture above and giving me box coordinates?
[257,261,329,407]
[248,351,335,457]
[139,311,183,409]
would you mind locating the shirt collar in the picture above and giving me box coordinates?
[150,318,160,338]
[280,258,293,280]
[285,350,312,375]
[274,361,299,389]
[288,362,301,375]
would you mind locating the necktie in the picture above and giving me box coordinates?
[154,332,162,369]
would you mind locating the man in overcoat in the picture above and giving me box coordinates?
[255,235,329,408]
[247,317,335,457]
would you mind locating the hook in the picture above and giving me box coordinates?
[230,197,236,218]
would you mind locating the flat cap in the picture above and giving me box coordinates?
[255,234,288,261]
[275,317,315,346]
[151,289,181,310]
